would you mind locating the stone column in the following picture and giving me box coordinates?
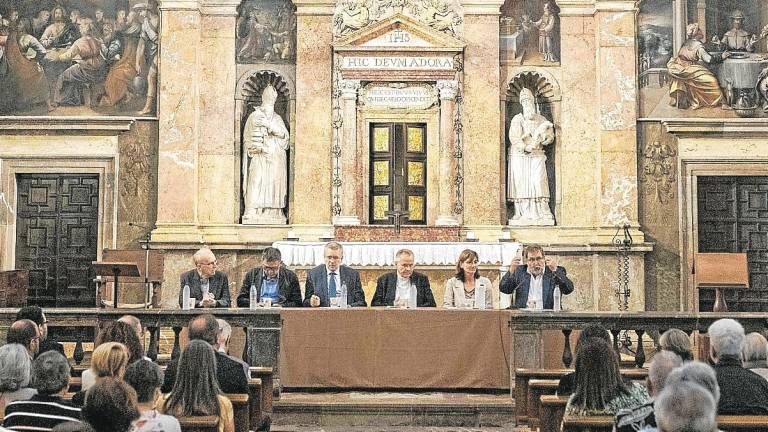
[155,0,201,227]
[334,80,362,225]
[436,80,459,226]
[198,0,240,224]
[673,0,688,52]
[696,0,706,36]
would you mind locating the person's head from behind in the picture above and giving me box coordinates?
[572,338,625,410]
[216,318,232,353]
[655,382,717,432]
[31,351,70,395]
[96,320,144,364]
[164,340,221,417]
[91,342,129,380]
[16,306,48,341]
[575,323,610,353]
[82,378,140,432]
[455,249,480,282]
[7,319,40,357]
[660,328,693,361]
[188,314,219,346]
[708,318,745,364]
[0,343,32,392]
[647,350,683,396]
[664,361,720,404]
[742,332,768,366]
[395,249,415,278]
[124,359,164,407]
[117,315,143,340]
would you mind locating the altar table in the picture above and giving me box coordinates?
[279,308,512,389]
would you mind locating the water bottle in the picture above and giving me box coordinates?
[182,284,191,310]
[249,284,258,310]
[476,282,486,310]
[340,283,348,308]
[553,286,561,312]
[408,284,418,309]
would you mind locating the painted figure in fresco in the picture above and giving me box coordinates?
[136,1,159,115]
[420,0,460,35]
[15,19,46,62]
[102,13,142,107]
[756,67,768,112]
[507,88,555,225]
[50,21,107,107]
[713,10,756,52]
[40,6,80,49]
[243,85,290,224]
[0,24,49,114]
[238,10,274,62]
[667,24,730,110]
[334,0,371,35]
[533,3,556,62]
[32,10,51,40]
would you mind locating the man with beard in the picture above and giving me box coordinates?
[500,244,574,310]
[51,21,106,107]
[41,5,80,49]
[32,9,51,39]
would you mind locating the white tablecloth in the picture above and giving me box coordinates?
[273,241,522,267]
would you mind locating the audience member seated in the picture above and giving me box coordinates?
[81,378,140,432]
[708,318,768,414]
[0,344,36,417]
[236,247,303,307]
[654,382,717,432]
[371,249,436,308]
[303,242,367,308]
[162,340,234,432]
[742,332,768,381]
[557,323,611,395]
[161,315,248,394]
[16,306,65,357]
[659,328,694,361]
[117,315,145,348]
[215,319,249,377]
[565,338,651,416]
[124,360,181,432]
[443,249,493,309]
[6,319,40,359]
[82,322,143,390]
[3,351,81,431]
[614,350,683,432]
[74,342,129,405]
[665,361,720,406]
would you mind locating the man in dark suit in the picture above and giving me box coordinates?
[304,242,367,307]
[500,244,574,309]
[161,314,248,393]
[179,248,231,308]
[16,306,64,357]
[236,247,303,307]
[371,248,436,307]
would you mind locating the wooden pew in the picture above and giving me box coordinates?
[223,394,249,432]
[527,379,560,429]
[177,415,219,432]
[249,366,274,431]
[562,414,613,432]
[562,414,768,432]
[68,377,82,393]
[540,394,568,432]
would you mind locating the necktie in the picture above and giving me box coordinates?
[329,272,338,300]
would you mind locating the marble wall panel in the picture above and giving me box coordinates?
[117,120,159,248]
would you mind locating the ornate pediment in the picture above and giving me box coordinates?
[333,13,465,52]
[332,0,464,39]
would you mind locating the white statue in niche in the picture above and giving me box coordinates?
[507,87,555,226]
[242,84,289,225]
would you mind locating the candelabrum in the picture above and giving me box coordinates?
[613,224,633,350]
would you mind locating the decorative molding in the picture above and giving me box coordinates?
[159,0,200,10]
[595,0,638,12]
[640,140,676,204]
[332,0,464,38]
[506,69,562,102]
[460,0,506,15]
[661,119,768,136]
[292,0,336,15]
[339,80,362,100]
[555,0,596,16]
[437,79,459,100]
[0,117,136,133]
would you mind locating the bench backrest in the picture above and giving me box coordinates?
[223,393,249,432]
[177,415,219,432]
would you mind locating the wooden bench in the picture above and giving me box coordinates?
[540,394,568,432]
[562,414,768,432]
[68,377,82,393]
[562,414,613,432]
[249,366,274,431]
[527,379,560,429]
[223,393,249,432]
[177,415,219,432]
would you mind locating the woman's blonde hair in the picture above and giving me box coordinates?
[90,342,130,379]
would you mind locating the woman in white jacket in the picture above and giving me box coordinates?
[443,249,493,309]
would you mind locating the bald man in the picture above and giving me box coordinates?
[179,248,231,308]
[6,319,40,358]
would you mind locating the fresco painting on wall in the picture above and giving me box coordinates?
[499,0,559,66]
[236,0,296,64]
[0,0,159,116]
[638,0,768,119]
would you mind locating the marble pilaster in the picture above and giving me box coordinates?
[335,79,362,225]
[436,80,459,226]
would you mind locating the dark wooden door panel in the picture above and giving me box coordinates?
[15,174,99,307]
[698,176,768,311]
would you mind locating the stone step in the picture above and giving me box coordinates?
[273,391,516,428]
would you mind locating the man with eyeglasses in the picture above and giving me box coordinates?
[500,243,574,310]
[6,319,40,358]
[179,247,231,308]
[16,305,65,357]
[236,246,303,307]
[371,248,436,308]
[303,242,367,307]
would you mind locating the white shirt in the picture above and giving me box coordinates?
[326,267,341,297]
[395,275,412,304]
[528,271,544,310]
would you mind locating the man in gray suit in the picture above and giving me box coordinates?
[178,248,231,308]
[303,242,367,307]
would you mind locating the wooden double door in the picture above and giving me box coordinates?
[14,174,99,307]
[369,122,427,225]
